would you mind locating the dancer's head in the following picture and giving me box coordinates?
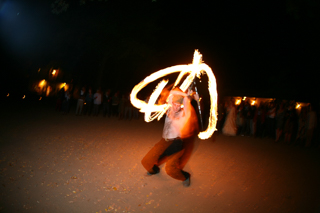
[171,87,185,112]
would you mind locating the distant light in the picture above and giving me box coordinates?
[242,96,246,101]
[38,68,41,72]
[60,83,68,91]
[235,99,241,105]
[39,79,46,87]
[22,95,26,99]
[296,103,301,109]
[39,97,42,100]
[52,70,56,75]
[60,83,66,89]
[7,93,9,97]
[251,100,256,106]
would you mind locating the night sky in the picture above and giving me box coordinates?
[1,0,319,102]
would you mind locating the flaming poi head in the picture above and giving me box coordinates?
[130,50,218,140]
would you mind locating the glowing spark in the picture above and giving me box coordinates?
[235,99,241,105]
[52,70,57,75]
[22,95,26,99]
[130,50,218,140]
[7,93,9,97]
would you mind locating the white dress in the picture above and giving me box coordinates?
[222,105,237,136]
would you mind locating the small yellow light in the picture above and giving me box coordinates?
[242,96,246,101]
[60,83,67,90]
[39,97,42,100]
[39,79,46,87]
[22,95,26,99]
[7,93,9,97]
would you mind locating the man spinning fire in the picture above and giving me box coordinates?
[141,87,199,187]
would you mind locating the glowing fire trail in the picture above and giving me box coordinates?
[130,50,218,140]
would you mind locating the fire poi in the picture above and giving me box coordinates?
[130,50,218,140]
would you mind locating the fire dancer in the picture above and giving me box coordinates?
[141,87,198,187]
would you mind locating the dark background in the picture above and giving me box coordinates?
[1,0,319,102]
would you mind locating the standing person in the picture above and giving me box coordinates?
[84,88,93,115]
[249,104,256,136]
[236,103,245,136]
[266,102,276,139]
[111,91,120,117]
[75,87,86,115]
[62,88,71,114]
[305,104,317,147]
[295,106,307,145]
[103,89,112,117]
[243,101,253,136]
[56,87,65,111]
[141,88,198,187]
[93,89,102,116]
[124,93,133,120]
[217,102,226,134]
[222,99,237,136]
[254,102,266,138]
[118,94,126,120]
[275,102,285,142]
[284,103,296,144]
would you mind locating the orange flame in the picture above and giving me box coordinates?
[130,50,218,140]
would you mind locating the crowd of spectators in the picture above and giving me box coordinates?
[217,99,319,148]
[55,86,139,120]
[55,86,319,148]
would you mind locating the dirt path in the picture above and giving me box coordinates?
[1,101,320,213]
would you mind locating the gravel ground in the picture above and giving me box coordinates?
[1,99,320,213]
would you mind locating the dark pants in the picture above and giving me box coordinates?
[103,103,111,117]
[62,100,70,113]
[266,117,275,139]
[141,138,190,181]
[93,104,100,116]
[112,104,119,116]
[84,102,92,115]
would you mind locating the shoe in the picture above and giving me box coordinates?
[144,171,159,177]
[144,166,160,177]
[144,171,154,176]
[183,177,190,187]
